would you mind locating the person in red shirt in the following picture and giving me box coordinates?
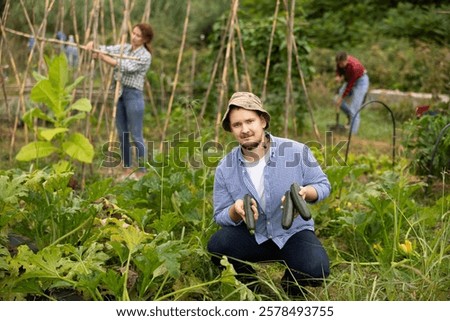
[335,51,369,134]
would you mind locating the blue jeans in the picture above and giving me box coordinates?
[339,73,369,134]
[116,87,146,168]
[207,224,330,286]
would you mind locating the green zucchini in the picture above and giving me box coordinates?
[290,183,312,221]
[282,190,294,229]
[243,194,255,234]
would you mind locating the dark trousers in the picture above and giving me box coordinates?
[207,224,330,286]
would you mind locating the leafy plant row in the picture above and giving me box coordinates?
[0,53,448,301]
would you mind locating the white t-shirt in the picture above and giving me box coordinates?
[244,152,269,210]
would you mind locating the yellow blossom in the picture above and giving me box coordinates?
[373,242,383,252]
[399,240,413,255]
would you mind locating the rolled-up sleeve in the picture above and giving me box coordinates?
[301,145,331,203]
[213,166,243,227]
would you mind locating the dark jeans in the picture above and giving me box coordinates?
[207,224,330,286]
[116,87,146,168]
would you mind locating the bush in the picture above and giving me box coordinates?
[403,112,450,176]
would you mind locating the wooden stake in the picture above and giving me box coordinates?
[214,0,239,143]
[234,16,252,92]
[0,65,10,119]
[292,38,321,140]
[283,0,294,137]
[2,27,140,60]
[282,0,320,140]
[141,0,151,23]
[107,0,132,168]
[261,0,280,102]
[199,10,232,120]
[160,0,191,151]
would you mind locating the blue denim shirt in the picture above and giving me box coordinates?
[213,134,331,249]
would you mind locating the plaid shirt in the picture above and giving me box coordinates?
[100,44,151,93]
[336,55,366,98]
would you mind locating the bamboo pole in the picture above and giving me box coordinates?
[81,0,102,189]
[93,0,115,136]
[292,38,321,140]
[261,0,280,102]
[37,0,55,74]
[57,0,65,42]
[283,0,294,137]
[141,0,151,23]
[1,0,24,163]
[140,0,160,135]
[282,0,320,140]
[160,0,191,151]
[19,0,47,147]
[198,10,232,120]
[231,38,239,92]
[108,0,117,41]
[0,65,10,119]
[7,0,57,162]
[214,0,239,143]
[70,0,81,80]
[189,49,196,99]
[0,1,11,120]
[2,27,140,61]
[234,16,252,92]
[108,0,132,168]
[84,0,101,112]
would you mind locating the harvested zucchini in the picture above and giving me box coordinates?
[282,190,294,229]
[243,194,255,234]
[290,183,312,221]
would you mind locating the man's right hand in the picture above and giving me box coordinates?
[229,198,258,223]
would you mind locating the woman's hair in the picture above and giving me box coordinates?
[134,23,154,53]
[335,51,348,63]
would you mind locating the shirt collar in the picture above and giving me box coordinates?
[237,132,276,165]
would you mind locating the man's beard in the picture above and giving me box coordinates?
[241,141,260,150]
[241,133,267,151]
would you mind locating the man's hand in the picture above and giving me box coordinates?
[284,185,318,203]
[230,197,258,223]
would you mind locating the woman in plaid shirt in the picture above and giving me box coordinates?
[86,23,153,178]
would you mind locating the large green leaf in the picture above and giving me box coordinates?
[62,113,86,127]
[22,107,54,128]
[70,98,92,112]
[30,79,59,112]
[30,54,71,118]
[48,53,68,91]
[66,76,85,93]
[16,141,58,161]
[62,133,94,163]
[39,128,68,141]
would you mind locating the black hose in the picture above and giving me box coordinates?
[344,100,396,167]
[337,100,396,199]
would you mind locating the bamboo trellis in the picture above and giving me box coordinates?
[0,0,321,182]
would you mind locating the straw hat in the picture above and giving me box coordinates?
[221,92,271,132]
